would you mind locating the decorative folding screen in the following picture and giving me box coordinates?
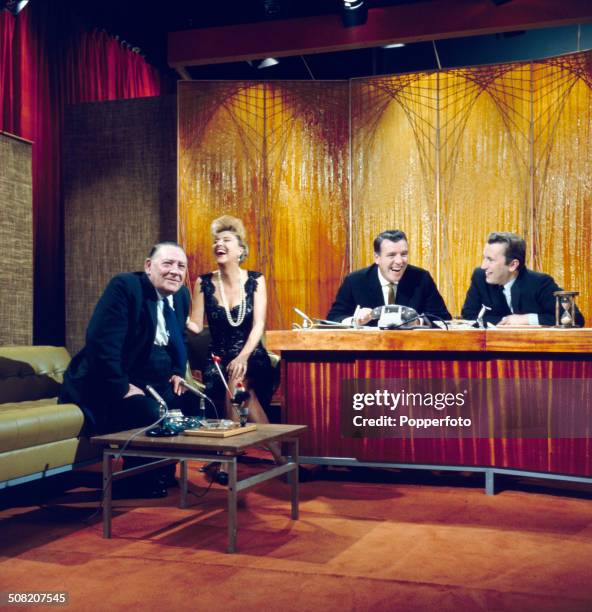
[178,82,349,329]
[179,51,592,326]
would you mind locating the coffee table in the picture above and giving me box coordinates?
[91,423,307,553]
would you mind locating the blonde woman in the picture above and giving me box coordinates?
[187,215,280,467]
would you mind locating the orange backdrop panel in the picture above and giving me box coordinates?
[178,81,349,329]
[532,55,592,320]
[351,73,439,278]
[438,64,532,316]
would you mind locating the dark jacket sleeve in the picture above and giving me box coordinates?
[534,273,584,327]
[461,268,483,321]
[327,275,355,322]
[420,271,452,321]
[85,275,138,402]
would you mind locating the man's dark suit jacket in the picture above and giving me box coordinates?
[327,263,451,324]
[461,267,584,327]
[60,272,191,432]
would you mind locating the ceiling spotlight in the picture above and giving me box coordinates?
[382,43,406,49]
[1,0,29,15]
[258,58,279,69]
[342,0,368,28]
[261,0,282,17]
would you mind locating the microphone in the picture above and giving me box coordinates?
[477,304,492,329]
[145,385,178,437]
[178,378,208,400]
[312,318,348,326]
[146,384,166,409]
[293,307,314,328]
[211,353,232,398]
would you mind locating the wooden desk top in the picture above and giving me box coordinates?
[92,423,307,453]
[266,328,592,354]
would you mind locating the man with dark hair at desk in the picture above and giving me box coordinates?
[60,241,200,497]
[461,231,584,327]
[327,229,451,327]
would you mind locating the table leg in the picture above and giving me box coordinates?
[289,439,299,520]
[179,460,188,508]
[227,457,238,553]
[102,450,113,538]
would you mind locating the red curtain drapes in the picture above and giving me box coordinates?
[0,5,161,345]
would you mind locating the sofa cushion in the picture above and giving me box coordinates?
[0,437,99,483]
[0,346,70,404]
[0,399,84,453]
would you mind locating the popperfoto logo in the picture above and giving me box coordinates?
[341,378,592,439]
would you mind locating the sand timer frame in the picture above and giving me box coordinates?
[553,291,579,328]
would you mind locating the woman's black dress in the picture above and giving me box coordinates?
[200,271,276,414]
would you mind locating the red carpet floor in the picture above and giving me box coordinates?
[1,463,592,611]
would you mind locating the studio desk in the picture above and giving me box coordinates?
[266,328,592,494]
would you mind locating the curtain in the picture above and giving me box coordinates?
[0,5,161,345]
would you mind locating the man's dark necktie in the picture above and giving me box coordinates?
[387,283,397,305]
[162,299,187,373]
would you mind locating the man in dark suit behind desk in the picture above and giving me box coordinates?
[461,231,584,327]
[60,241,201,496]
[327,229,451,326]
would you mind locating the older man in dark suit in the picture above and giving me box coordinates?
[60,241,200,496]
[327,229,451,326]
[461,231,584,327]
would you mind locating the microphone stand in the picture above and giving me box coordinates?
[145,385,179,437]
[178,379,220,422]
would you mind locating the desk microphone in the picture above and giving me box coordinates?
[477,304,492,329]
[178,378,220,422]
[293,307,314,328]
[178,378,208,400]
[145,385,178,437]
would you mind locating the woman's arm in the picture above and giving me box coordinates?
[227,274,267,384]
[186,276,205,334]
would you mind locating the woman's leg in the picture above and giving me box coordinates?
[243,386,284,464]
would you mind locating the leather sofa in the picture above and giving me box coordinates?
[0,346,98,489]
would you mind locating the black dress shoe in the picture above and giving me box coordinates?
[201,462,228,486]
[156,471,178,489]
[215,471,229,486]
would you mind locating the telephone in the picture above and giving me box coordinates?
[370,305,424,329]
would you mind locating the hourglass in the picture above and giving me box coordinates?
[553,291,579,328]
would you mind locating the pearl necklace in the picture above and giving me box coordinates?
[218,270,247,327]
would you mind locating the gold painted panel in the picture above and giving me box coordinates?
[179,50,592,328]
[178,81,349,328]
[532,55,592,323]
[439,65,531,316]
[351,73,439,275]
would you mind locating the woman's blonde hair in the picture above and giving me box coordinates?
[211,215,249,263]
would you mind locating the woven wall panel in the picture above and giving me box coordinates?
[63,96,176,353]
[0,133,33,345]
